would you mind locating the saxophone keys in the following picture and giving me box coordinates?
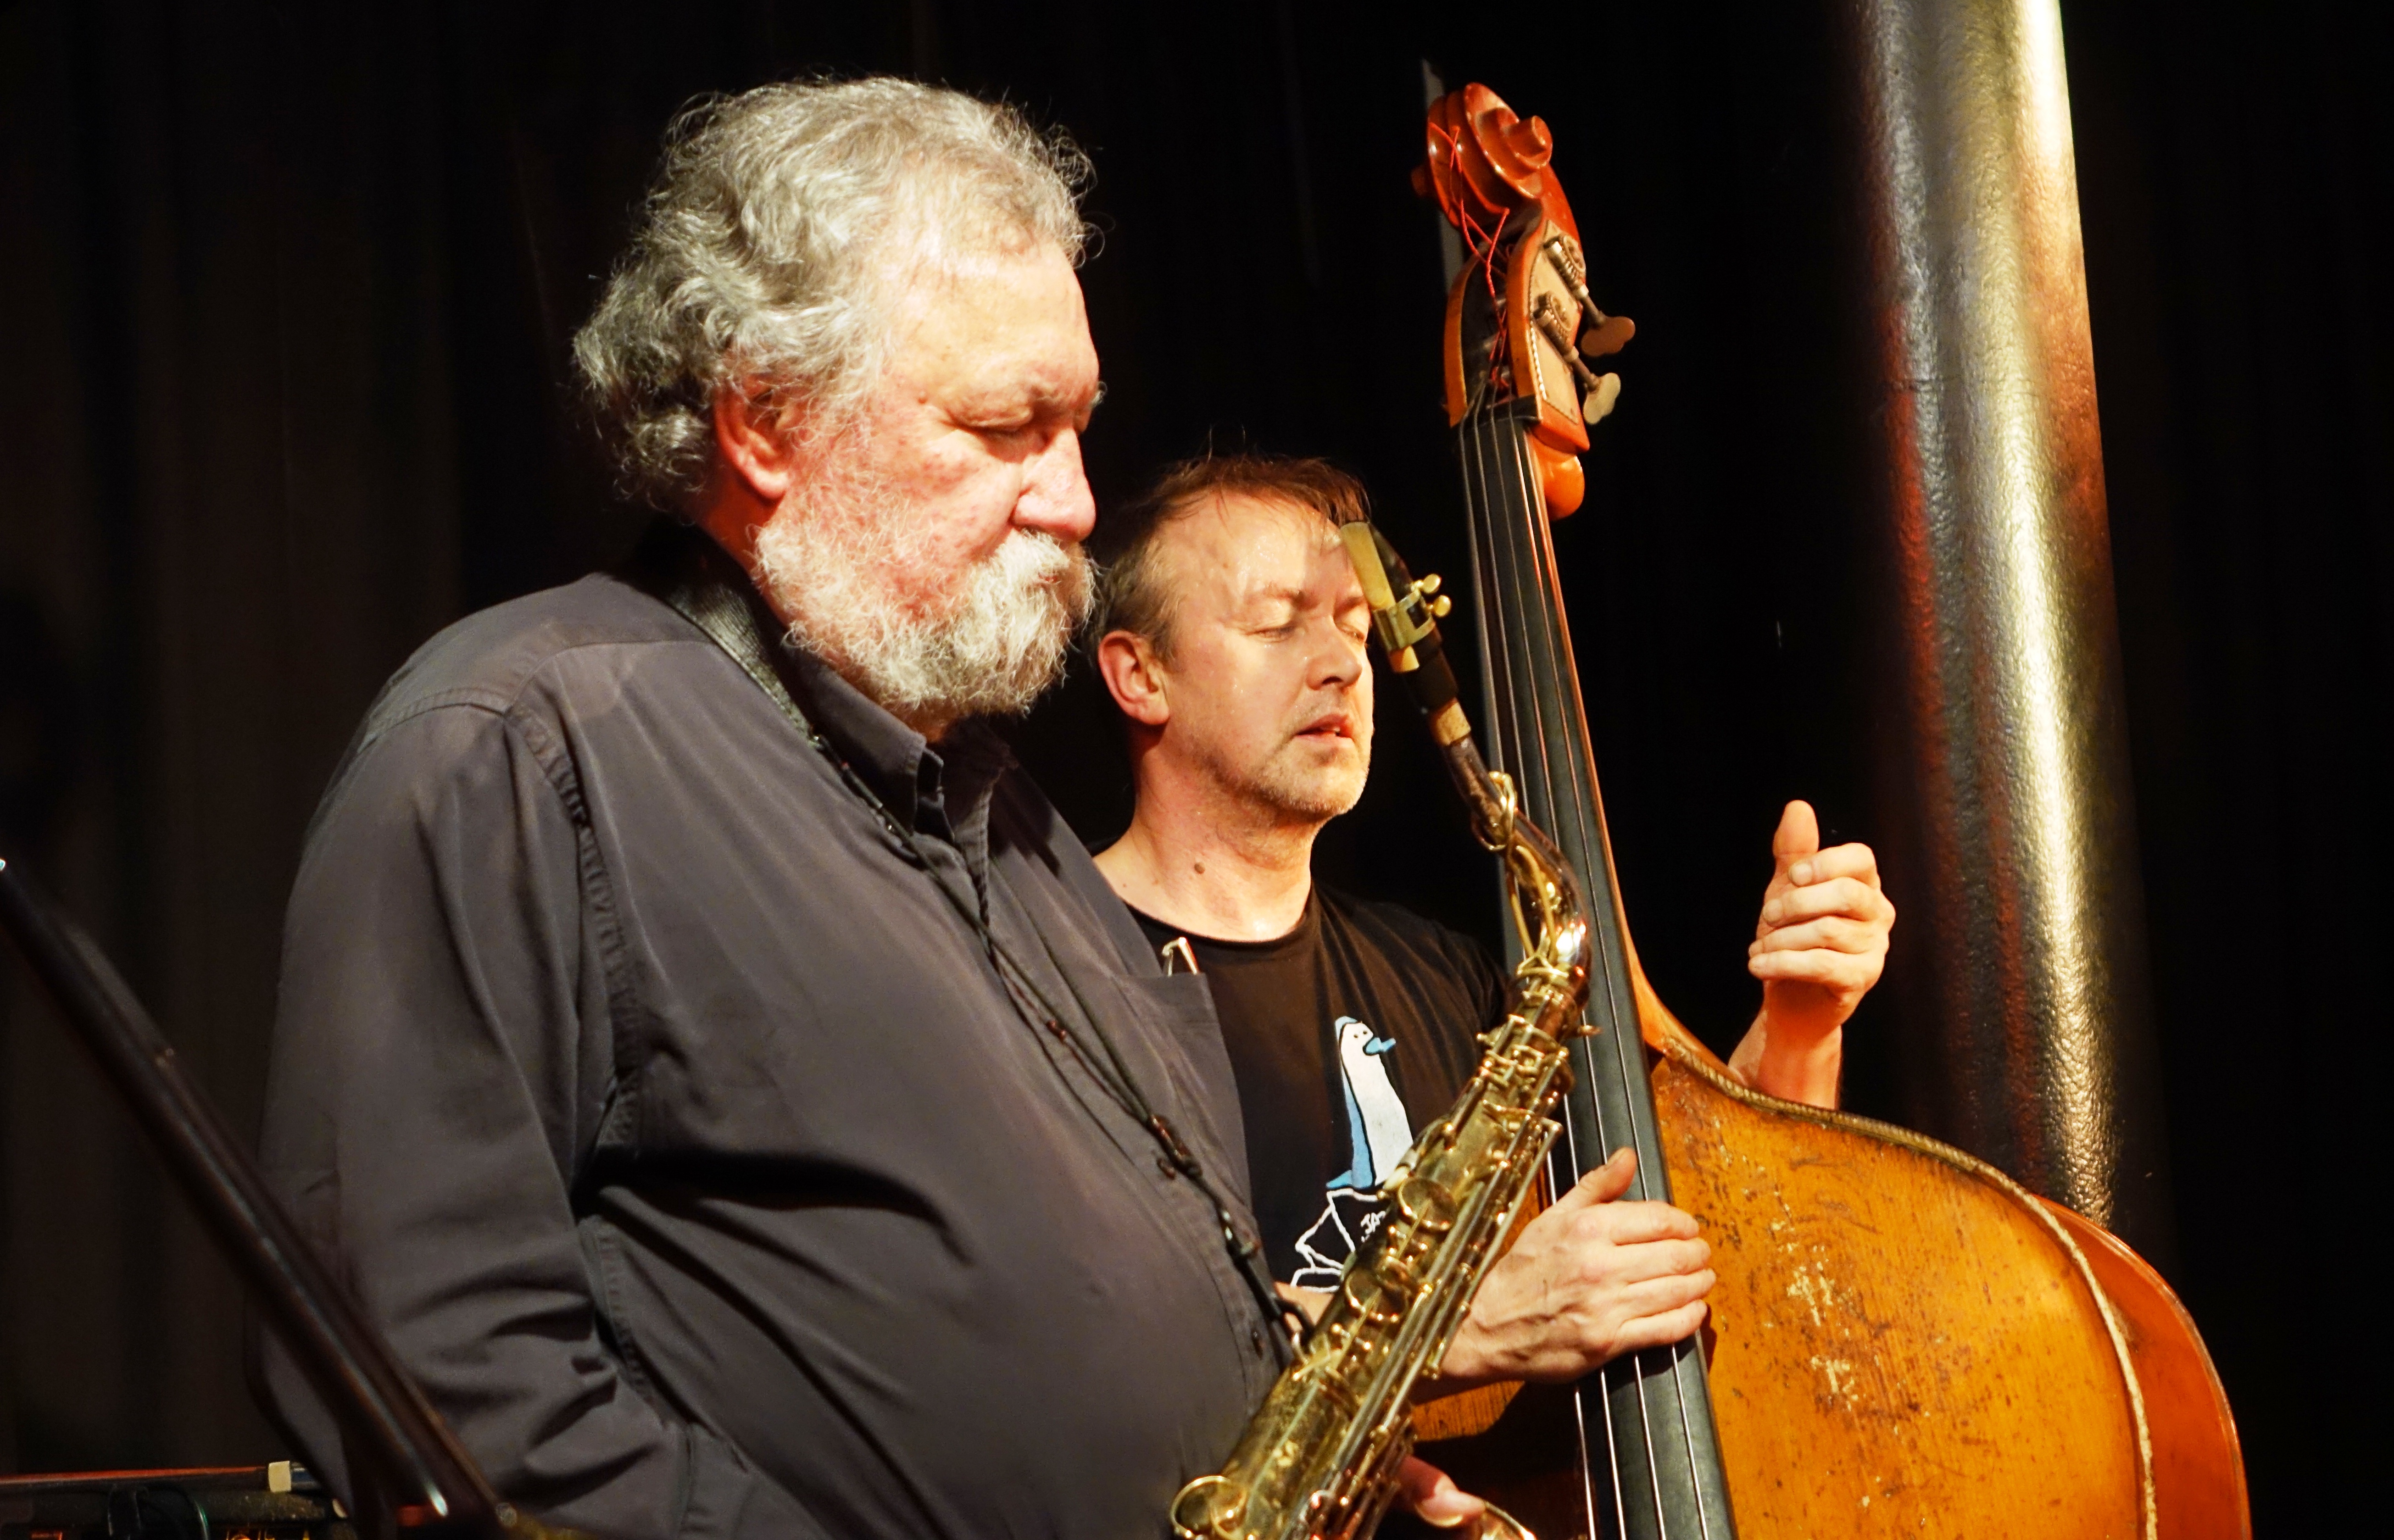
[1395,1175,1458,1232]
[1343,1267,1387,1321]
[1169,1474,1248,1539]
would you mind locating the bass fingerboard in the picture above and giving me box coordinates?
[1455,397,1738,1540]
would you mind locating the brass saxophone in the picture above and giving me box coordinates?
[1170,520,1593,1540]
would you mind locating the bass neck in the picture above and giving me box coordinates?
[1454,395,1739,1540]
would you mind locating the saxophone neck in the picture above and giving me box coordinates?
[1439,735,1516,853]
[1440,740,1590,1003]
[1339,513,1591,1014]
[1503,806,1590,1006]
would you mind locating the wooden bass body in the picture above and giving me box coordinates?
[1651,1006,2244,1538]
[1417,956,2246,1539]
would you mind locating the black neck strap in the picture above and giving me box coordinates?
[623,522,1292,1351]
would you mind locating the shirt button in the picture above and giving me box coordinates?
[1249,1324,1266,1354]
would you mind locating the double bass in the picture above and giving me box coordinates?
[1404,84,2247,1540]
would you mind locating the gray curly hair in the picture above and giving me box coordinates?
[573,78,1093,510]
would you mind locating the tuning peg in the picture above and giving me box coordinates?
[1578,313,1637,359]
[1582,373,1622,424]
[1532,297,1626,426]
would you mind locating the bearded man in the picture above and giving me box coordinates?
[255,81,1285,1540]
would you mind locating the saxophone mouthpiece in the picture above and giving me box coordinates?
[1336,517,1470,748]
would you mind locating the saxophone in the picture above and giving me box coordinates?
[1170,519,1593,1540]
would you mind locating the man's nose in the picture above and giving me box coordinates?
[1312,626,1366,688]
[1015,426,1096,544]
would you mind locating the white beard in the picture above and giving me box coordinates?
[752,462,1093,726]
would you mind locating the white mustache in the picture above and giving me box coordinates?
[757,500,1093,722]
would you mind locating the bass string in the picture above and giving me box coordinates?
[1460,414,1522,847]
[1458,413,1616,1540]
[1453,427,1500,832]
[1482,426,1564,924]
[1498,422,1630,1183]
[1485,414,1678,1540]
[1480,409,1739,1540]
[1501,418,1728,1540]
[1488,429,1645,1217]
[1492,412,1729,1540]
[1463,407,1654,1540]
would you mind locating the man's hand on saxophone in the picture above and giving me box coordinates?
[1429,1146,1715,1389]
[1278,1145,1715,1536]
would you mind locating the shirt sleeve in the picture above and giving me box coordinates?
[253,700,824,1539]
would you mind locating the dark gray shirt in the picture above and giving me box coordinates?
[256,523,1281,1539]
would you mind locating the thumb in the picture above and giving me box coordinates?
[1553,1146,1638,1213]
[1398,1457,1487,1531]
[1772,800,1821,877]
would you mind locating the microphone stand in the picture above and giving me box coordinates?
[0,856,574,1540]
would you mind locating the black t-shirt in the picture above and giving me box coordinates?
[1133,889,1506,1289]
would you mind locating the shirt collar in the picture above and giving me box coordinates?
[622,517,1017,844]
[1130,886,1322,955]
[774,644,1016,844]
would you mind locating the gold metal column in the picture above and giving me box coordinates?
[1840,0,2175,1256]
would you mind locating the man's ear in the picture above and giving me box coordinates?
[1096,630,1171,728]
[713,387,801,505]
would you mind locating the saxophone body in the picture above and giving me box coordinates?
[1171,520,1593,1540]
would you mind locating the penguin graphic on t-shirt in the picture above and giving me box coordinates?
[1328,1016,1414,1192]
[1291,1016,1418,1289]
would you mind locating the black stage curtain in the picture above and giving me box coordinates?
[0,1,2382,1527]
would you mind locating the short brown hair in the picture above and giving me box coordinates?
[1091,452,1368,659]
